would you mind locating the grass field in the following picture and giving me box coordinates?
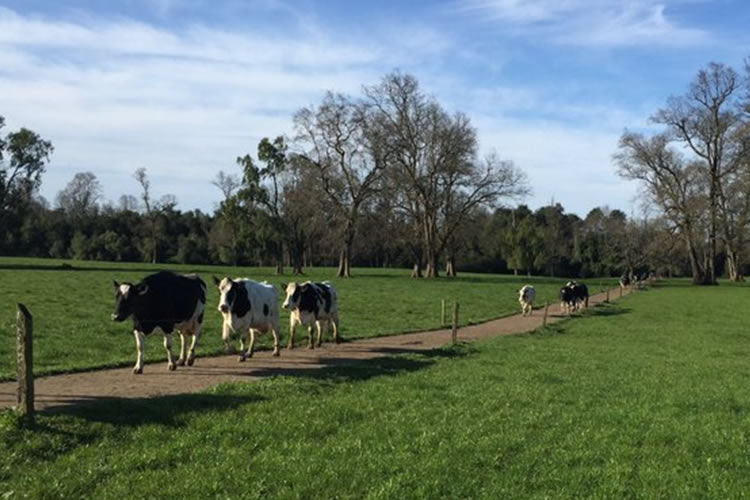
[3,282,750,498]
[0,256,610,380]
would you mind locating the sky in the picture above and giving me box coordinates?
[0,0,748,218]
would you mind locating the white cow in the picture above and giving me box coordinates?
[281,281,340,348]
[213,276,281,360]
[518,285,535,316]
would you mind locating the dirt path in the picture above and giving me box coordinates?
[0,287,630,411]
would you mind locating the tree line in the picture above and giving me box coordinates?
[2,66,750,281]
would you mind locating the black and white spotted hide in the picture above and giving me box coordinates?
[281,281,340,349]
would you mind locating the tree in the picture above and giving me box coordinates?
[363,72,528,277]
[133,167,176,264]
[294,92,388,277]
[615,132,710,284]
[56,171,102,219]
[0,117,54,251]
[651,62,750,282]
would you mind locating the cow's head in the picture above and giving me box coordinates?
[213,276,245,315]
[111,280,148,321]
[281,282,305,310]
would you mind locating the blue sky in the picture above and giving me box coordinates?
[1,0,748,217]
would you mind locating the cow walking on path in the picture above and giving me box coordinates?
[282,281,340,348]
[518,285,535,316]
[111,271,206,374]
[213,277,281,360]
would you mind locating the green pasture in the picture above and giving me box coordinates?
[0,257,608,380]
[2,282,750,498]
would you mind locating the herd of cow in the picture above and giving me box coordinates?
[111,270,638,374]
[111,271,339,374]
[517,281,590,318]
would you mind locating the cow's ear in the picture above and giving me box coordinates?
[280,282,287,291]
[301,283,310,292]
[113,280,120,291]
[212,276,221,288]
[137,284,149,295]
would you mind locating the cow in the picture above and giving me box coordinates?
[281,281,340,349]
[572,282,589,311]
[111,271,206,374]
[213,276,281,360]
[560,283,576,315]
[619,274,631,290]
[518,285,535,316]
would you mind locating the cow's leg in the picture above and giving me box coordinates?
[331,313,340,344]
[187,321,201,366]
[287,316,296,349]
[222,321,234,354]
[238,330,249,362]
[315,320,324,347]
[177,330,188,366]
[248,328,256,357]
[163,334,177,371]
[133,330,145,374]
[271,327,280,357]
[307,325,314,349]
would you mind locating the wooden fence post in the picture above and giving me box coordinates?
[606,288,610,303]
[619,286,623,298]
[542,302,549,327]
[16,303,34,423]
[452,302,459,344]
[441,299,446,326]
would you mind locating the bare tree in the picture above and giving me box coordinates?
[615,132,710,284]
[212,171,240,200]
[56,171,102,219]
[364,72,528,277]
[651,62,750,282]
[293,92,388,278]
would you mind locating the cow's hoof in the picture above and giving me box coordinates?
[238,355,246,362]
[168,363,177,371]
[187,357,195,366]
[316,342,322,348]
[273,350,280,357]
[287,343,294,350]
[133,366,143,375]
[307,344,314,350]
[176,358,186,367]
[334,338,340,344]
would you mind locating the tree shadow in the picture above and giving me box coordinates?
[41,392,264,427]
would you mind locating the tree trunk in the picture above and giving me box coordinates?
[445,256,456,277]
[336,247,352,278]
[683,230,708,285]
[411,262,422,278]
[425,250,439,278]
[726,248,741,281]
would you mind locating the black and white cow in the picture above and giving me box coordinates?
[281,281,339,349]
[213,277,281,360]
[518,285,535,316]
[111,271,206,374]
[619,274,631,289]
[572,282,589,310]
[559,284,576,315]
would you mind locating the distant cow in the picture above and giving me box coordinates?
[282,281,340,348]
[518,285,535,316]
[560,284,576,315]
[619,274,631,289]
[111,271,206,374]
[213,277,281,360]
[560,280,588,314]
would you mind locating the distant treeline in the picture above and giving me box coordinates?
[4,63,749,280]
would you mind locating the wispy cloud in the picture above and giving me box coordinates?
[458,0,710,47]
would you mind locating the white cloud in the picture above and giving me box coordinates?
[0,5,650,216]
[458,0,710,47]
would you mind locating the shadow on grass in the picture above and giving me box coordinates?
[0,263,176,274]
[44,392,264,427]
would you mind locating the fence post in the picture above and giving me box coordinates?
[16,303,34,423]
[619,286,623,298]
[441,299,446,326]
[542,302,549,327]
[606,288,610,303]
[452,302,459,344]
